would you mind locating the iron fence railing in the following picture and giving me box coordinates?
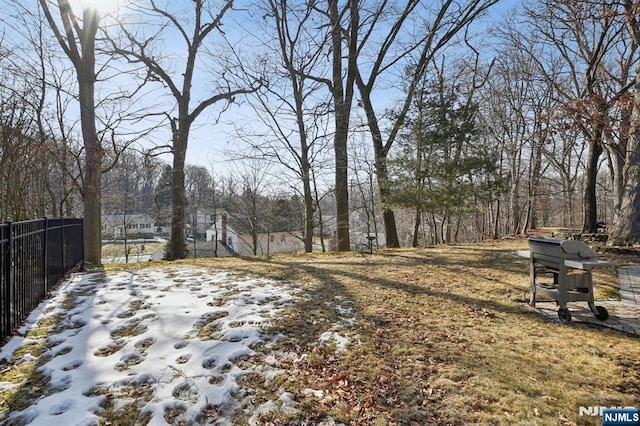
[0,218,84,340]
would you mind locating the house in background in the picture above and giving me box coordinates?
[102,214,155,240]
[236,231,303,256]
[205,211,240,254]
[155,211,215,238]
[205,211,304,256]
[186,211,216,239]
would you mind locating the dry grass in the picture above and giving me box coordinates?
[101,241,165,261]
[0,316,62,418]
[191,239,639,425]
[2,240,638,425]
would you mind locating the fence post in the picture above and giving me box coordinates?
[76,219,83,266]
[81,218,85,266]
[60,218,65,272]
[3,221,13,337]
[43,218,48,294]
[79,219,85,266]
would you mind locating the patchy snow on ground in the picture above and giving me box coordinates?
[0,266,299,425]
[319,296,359,353]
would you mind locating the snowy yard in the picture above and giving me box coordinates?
[4,244,637,425]
[0,266,355,425]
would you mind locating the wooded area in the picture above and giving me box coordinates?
[1,0,640,260]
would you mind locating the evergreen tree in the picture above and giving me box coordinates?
[388,79,506,244]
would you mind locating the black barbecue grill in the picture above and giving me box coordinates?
[516,237,612,322]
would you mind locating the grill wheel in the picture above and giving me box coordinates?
[558,307,572,322]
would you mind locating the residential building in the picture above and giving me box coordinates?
[102,214,155,240]
[205,211,304,256]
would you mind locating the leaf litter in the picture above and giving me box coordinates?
[1,241,639,425]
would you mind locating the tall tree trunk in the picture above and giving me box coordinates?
[373,145,400,248]
[493,200,501,240]
[610,106,629,226]
[79,61,102,264]
[611,147,626,224]
[312,168,327,252]
[521,202,531,236]
[169,126,188,259]
[334,113,350,251]
[73,7,101,265]
[297,101,314,253]
[525,135,544,233]
[509,185,520,236]
[359,93,400,248]
[39,2,102,264]
[609,67,640,245]
[582,129,604,233]
[329,0,357,251]
[412,209,421,247]
[303,169,314,253]
[429,212,438,244]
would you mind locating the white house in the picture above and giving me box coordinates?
[102,214,155,240]
[205,211,304,256]
[205,212,240,254]
[236,231,304,256]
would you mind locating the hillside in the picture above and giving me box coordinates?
[1,240,638,425]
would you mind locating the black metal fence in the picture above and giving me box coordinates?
[0,218,84,340]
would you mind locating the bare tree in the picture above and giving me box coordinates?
[238,0,332,253]
[285,0,359,251]
[109,0,262,259]
[482,37,557,235]
[228,160,271,255]
[37,0,102,263]
[326,0,358,251]
[350,132,380,247]
[522,0,633,233]
[102,150,158,215]
[609,0,640,245]
[0,96,58,219]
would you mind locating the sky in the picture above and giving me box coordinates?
[0,266,356,425]
[0,0,520,178]
[187,0,522,170]
[94,0,522,174]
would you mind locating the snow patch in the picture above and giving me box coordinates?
[0,267,297,425]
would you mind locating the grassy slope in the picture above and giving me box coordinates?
[1,240,638,425]
[101,241,166,261]
[192,240,639,425]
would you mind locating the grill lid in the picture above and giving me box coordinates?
[528,237,597,259]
